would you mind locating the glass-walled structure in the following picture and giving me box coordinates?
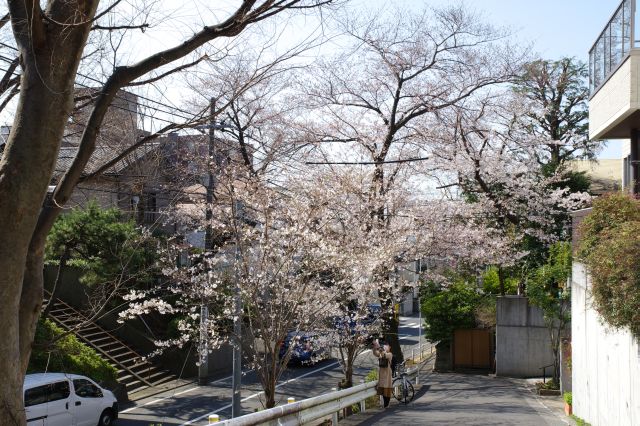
[589,0,634,94]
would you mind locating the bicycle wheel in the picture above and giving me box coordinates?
[392,378,404,402]
[404,381,415,403]
[392,378,415,404]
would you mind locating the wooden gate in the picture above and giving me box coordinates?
[453,329,492,370]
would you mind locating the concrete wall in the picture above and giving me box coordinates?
[44,266,235,378]
[571,262,640,426]
[495,296,555,377]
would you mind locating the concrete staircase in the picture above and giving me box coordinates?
[44,293,176,395]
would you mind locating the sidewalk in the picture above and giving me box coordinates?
[340,370,575,426]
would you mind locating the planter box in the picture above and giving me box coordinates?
[538,388,561,396]
[564,402,572,416]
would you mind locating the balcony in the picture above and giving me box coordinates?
[589,0,640,140]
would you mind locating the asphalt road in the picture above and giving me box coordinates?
[353,373,570,426]
[117,315,429,426]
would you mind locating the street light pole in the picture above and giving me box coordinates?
[198,305,209,385]
[231,230,242,417]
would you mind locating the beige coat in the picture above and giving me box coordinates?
[373,347,393,396]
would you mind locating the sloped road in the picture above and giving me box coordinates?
[117,315,430,425]
[344,372,571,426]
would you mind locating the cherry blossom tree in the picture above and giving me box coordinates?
[427,93,591,290]
[121,175,339,409]
[288,165,516,385]
[303,3,523,361]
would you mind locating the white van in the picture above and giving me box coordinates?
[24,373,118,426]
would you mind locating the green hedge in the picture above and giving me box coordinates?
[578,193,640,338]
[29,319,118,386]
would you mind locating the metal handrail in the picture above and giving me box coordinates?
[217,381,377,426]
[539,363,554,384]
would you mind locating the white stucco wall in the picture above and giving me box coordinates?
[571,262,640,426]
[589,51,640,140]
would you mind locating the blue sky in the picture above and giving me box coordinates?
[357,0,626,158]
[443,0,626,158]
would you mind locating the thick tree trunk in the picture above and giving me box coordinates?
[0,2,99,423]
[0,81,82,425]
[383,314,404,367]
[376,267,404,367]
[497,267,506,296]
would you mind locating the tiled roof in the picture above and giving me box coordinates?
[54,141,161,179]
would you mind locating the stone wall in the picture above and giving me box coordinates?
[495,296,554,377]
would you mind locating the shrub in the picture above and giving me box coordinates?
[578,193,640,338]
[564,392,572,405]
[45,201,157,288]
[421,280,481,342]
[577,193,640,259]
[29,319,118,386]
[587,221,640,337]
[482,266,518,295]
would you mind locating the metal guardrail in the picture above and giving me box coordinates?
[216,359,428,426]
[217,381,377,426]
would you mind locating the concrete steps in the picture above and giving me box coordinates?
[44,292,176,396]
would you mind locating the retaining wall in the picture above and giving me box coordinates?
[572,262,640,426]
[495,296,554,377]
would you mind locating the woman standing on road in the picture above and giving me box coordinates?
[373,339,393,408]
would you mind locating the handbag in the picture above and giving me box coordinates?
[378,354,389,368]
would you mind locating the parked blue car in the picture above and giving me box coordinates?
[278,331,328,366]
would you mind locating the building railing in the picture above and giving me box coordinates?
[589,0,635,95]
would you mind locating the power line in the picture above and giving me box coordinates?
[0,56,314,180]
[305,156,431,165]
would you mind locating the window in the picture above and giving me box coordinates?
[24,385,48,407]
[73,379,102,398]
[24,381,71,407]
[48,381,70,402]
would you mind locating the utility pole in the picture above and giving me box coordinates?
[416,259,421,348]
[205,97,216,250]
[194,99,242,412]
[199,98,216,386]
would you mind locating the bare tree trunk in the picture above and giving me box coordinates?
[498,267,506,296]
[264,382,276,409]
[42,250,70,320]
[383,314,403,367]
[341,344,356,389]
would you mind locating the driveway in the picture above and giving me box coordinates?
[351,372,570,426]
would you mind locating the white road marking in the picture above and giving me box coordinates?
[127,323,425,423]
[120,386,200,413]
[180,360,341,425]
[121,369,254,414]
[180,336,428,425]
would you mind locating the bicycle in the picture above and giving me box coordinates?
[392,360,415,404]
